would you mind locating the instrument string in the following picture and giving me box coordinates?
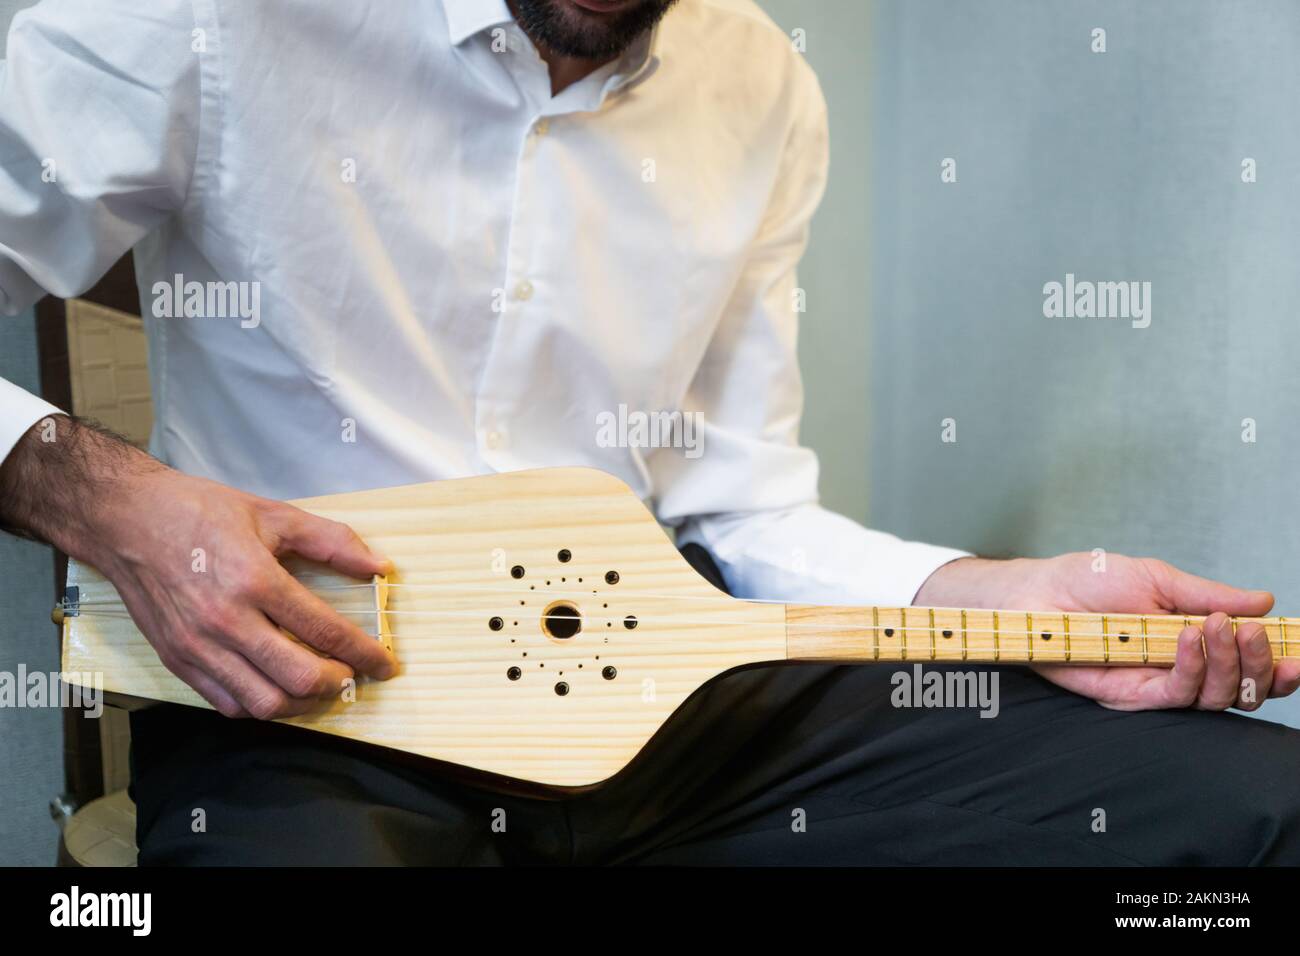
[287,581,1298,629]
[60,619,1283,659]
[62,602,1292,652]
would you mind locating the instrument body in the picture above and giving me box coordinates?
[61,467,783,787]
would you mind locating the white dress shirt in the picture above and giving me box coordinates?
[0,0,965,606]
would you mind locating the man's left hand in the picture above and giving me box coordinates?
[914,552,1300,711]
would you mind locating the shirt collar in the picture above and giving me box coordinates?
[611,20,661,93]
[443,0,514,46]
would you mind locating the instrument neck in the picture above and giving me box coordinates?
[784,605,1298,665]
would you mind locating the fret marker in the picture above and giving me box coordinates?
[1041,632,1051,641]
[942,629,953,638]
[884,628,895,637]
[1118,633,1131,643]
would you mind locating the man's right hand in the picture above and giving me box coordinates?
[0,415,397,718]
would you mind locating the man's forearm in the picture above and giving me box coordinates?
[913,555,1043,609]
[0,414,164,556]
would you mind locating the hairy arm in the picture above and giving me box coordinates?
[0,415,163,548]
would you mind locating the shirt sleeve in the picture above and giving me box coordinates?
[0,375,59,467]
[649,60,968,607]
[0,0,199,466]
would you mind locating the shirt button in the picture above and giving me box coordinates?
[514,279,534,301]
[485,430,503,450]
[534,119,550,136]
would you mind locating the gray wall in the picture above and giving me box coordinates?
[0,1,20,37]
[1,0,59,866]
[759,0,1300,726]
[0,309,61,866]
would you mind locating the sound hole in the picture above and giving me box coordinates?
[542,601,582,640]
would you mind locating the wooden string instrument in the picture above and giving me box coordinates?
[56,466,1299,788]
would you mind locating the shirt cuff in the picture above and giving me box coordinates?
[0,376,63,468]
[678,503,970,608]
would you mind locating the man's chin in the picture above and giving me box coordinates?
[513,0,676,60]
[564,0,640,14]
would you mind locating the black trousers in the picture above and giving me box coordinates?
[130,546,1300,865]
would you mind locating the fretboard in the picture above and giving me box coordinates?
[785,605,1300,665]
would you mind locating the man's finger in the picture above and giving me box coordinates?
[229,609,356,700]
[1196,612,1242,710]
[172,661,249,718]
[189,640,317,720]
[266,505,393,579]
[1269,659,1300,698]
[261,565,398,679]
[1151,560,1273,617]
[1234,621,1273,709]
[1153,625,1206,708]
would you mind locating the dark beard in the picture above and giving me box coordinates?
[511,0,678,60]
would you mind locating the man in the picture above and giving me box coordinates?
[1,0,1297,864]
